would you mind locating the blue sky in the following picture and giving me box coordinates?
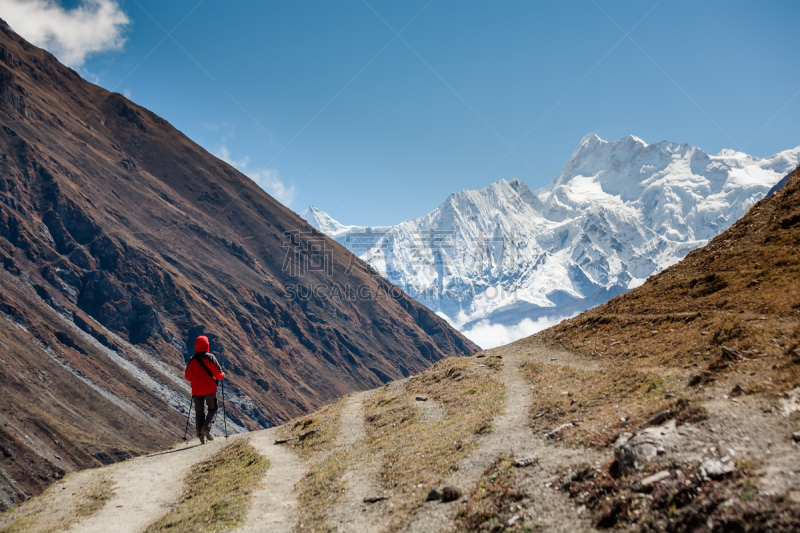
[5,0,799,226]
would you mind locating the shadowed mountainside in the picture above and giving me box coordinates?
[0,19,476,509]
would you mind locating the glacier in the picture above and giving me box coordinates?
[300,134,800,348]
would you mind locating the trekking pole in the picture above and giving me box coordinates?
[221,379,228,439]
[182,394,193,442]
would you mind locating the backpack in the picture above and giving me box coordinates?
[191,353,218,382]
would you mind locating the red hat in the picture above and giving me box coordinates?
[195,335,209,353]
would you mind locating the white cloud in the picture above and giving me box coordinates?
[0,0,130,67]
[249,168,297,207]
[461,314,576,350]
[213,144,296,207]
[214,145,250,170]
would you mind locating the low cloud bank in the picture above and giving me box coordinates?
[0,0,129,67]
[461,315,575,350]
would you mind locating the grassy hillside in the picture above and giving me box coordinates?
[537,165,800,395]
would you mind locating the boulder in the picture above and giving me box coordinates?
[614,420,676,473]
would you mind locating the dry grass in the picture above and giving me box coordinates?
[523,361,705,448]
[365,356,505,531]
[457,456,529,532]
[294,449,351,532]
[0,472,115,533]
[143,439,268,533]
[277,394,351,532]
[276,395,347,461]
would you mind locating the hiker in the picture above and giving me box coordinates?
[185,335,225,444]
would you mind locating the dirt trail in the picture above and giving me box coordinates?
[231,427,305,533]
[498,339,599,370]
[68,435,240,533]
[327,391,389,533]
[336,392,369,447]
[408,346,603,533]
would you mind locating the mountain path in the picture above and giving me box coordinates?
[327,391,389,533]
[336,392,369,447]
[407,346,603,533]
[68,435,240,533]
[231,427,305,533]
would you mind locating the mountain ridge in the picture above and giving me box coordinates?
[0,18,476,508]
[301,135,799,345]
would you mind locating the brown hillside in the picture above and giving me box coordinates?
[0,19,476,508]
[535,165,800,392]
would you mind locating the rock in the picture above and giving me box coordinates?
[425,489,440,501]
[508,514,521,525]
[298,429,320,441]
[363,495,388,503]
[641,470,671,486]
[274,437,294,444]
[546,423,573,439]
[614,420,676,473]
[2,449,11,458]
[720,346,741,361]
[793,432,800,443]
[576,505,587,517]
[513,456,538,467]
[730,384,744,397]
[54,455,62,461]
[415,396,428,402]
[441,486,461,503]
[644,411,672,427]
[701,457,735,478]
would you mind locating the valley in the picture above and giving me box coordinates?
[0,4,798,531]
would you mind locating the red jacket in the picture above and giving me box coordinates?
[185,336,224,396]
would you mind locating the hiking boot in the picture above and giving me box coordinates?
[198,434,205,444]
[202,426,214,441]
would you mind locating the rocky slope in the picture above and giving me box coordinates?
[302,136,799,340]
[0,19,475,509]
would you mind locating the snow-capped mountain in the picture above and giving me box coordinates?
[301,135,800,343]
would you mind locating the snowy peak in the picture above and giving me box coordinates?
[303,135,800,347]
[298,205,352,237]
